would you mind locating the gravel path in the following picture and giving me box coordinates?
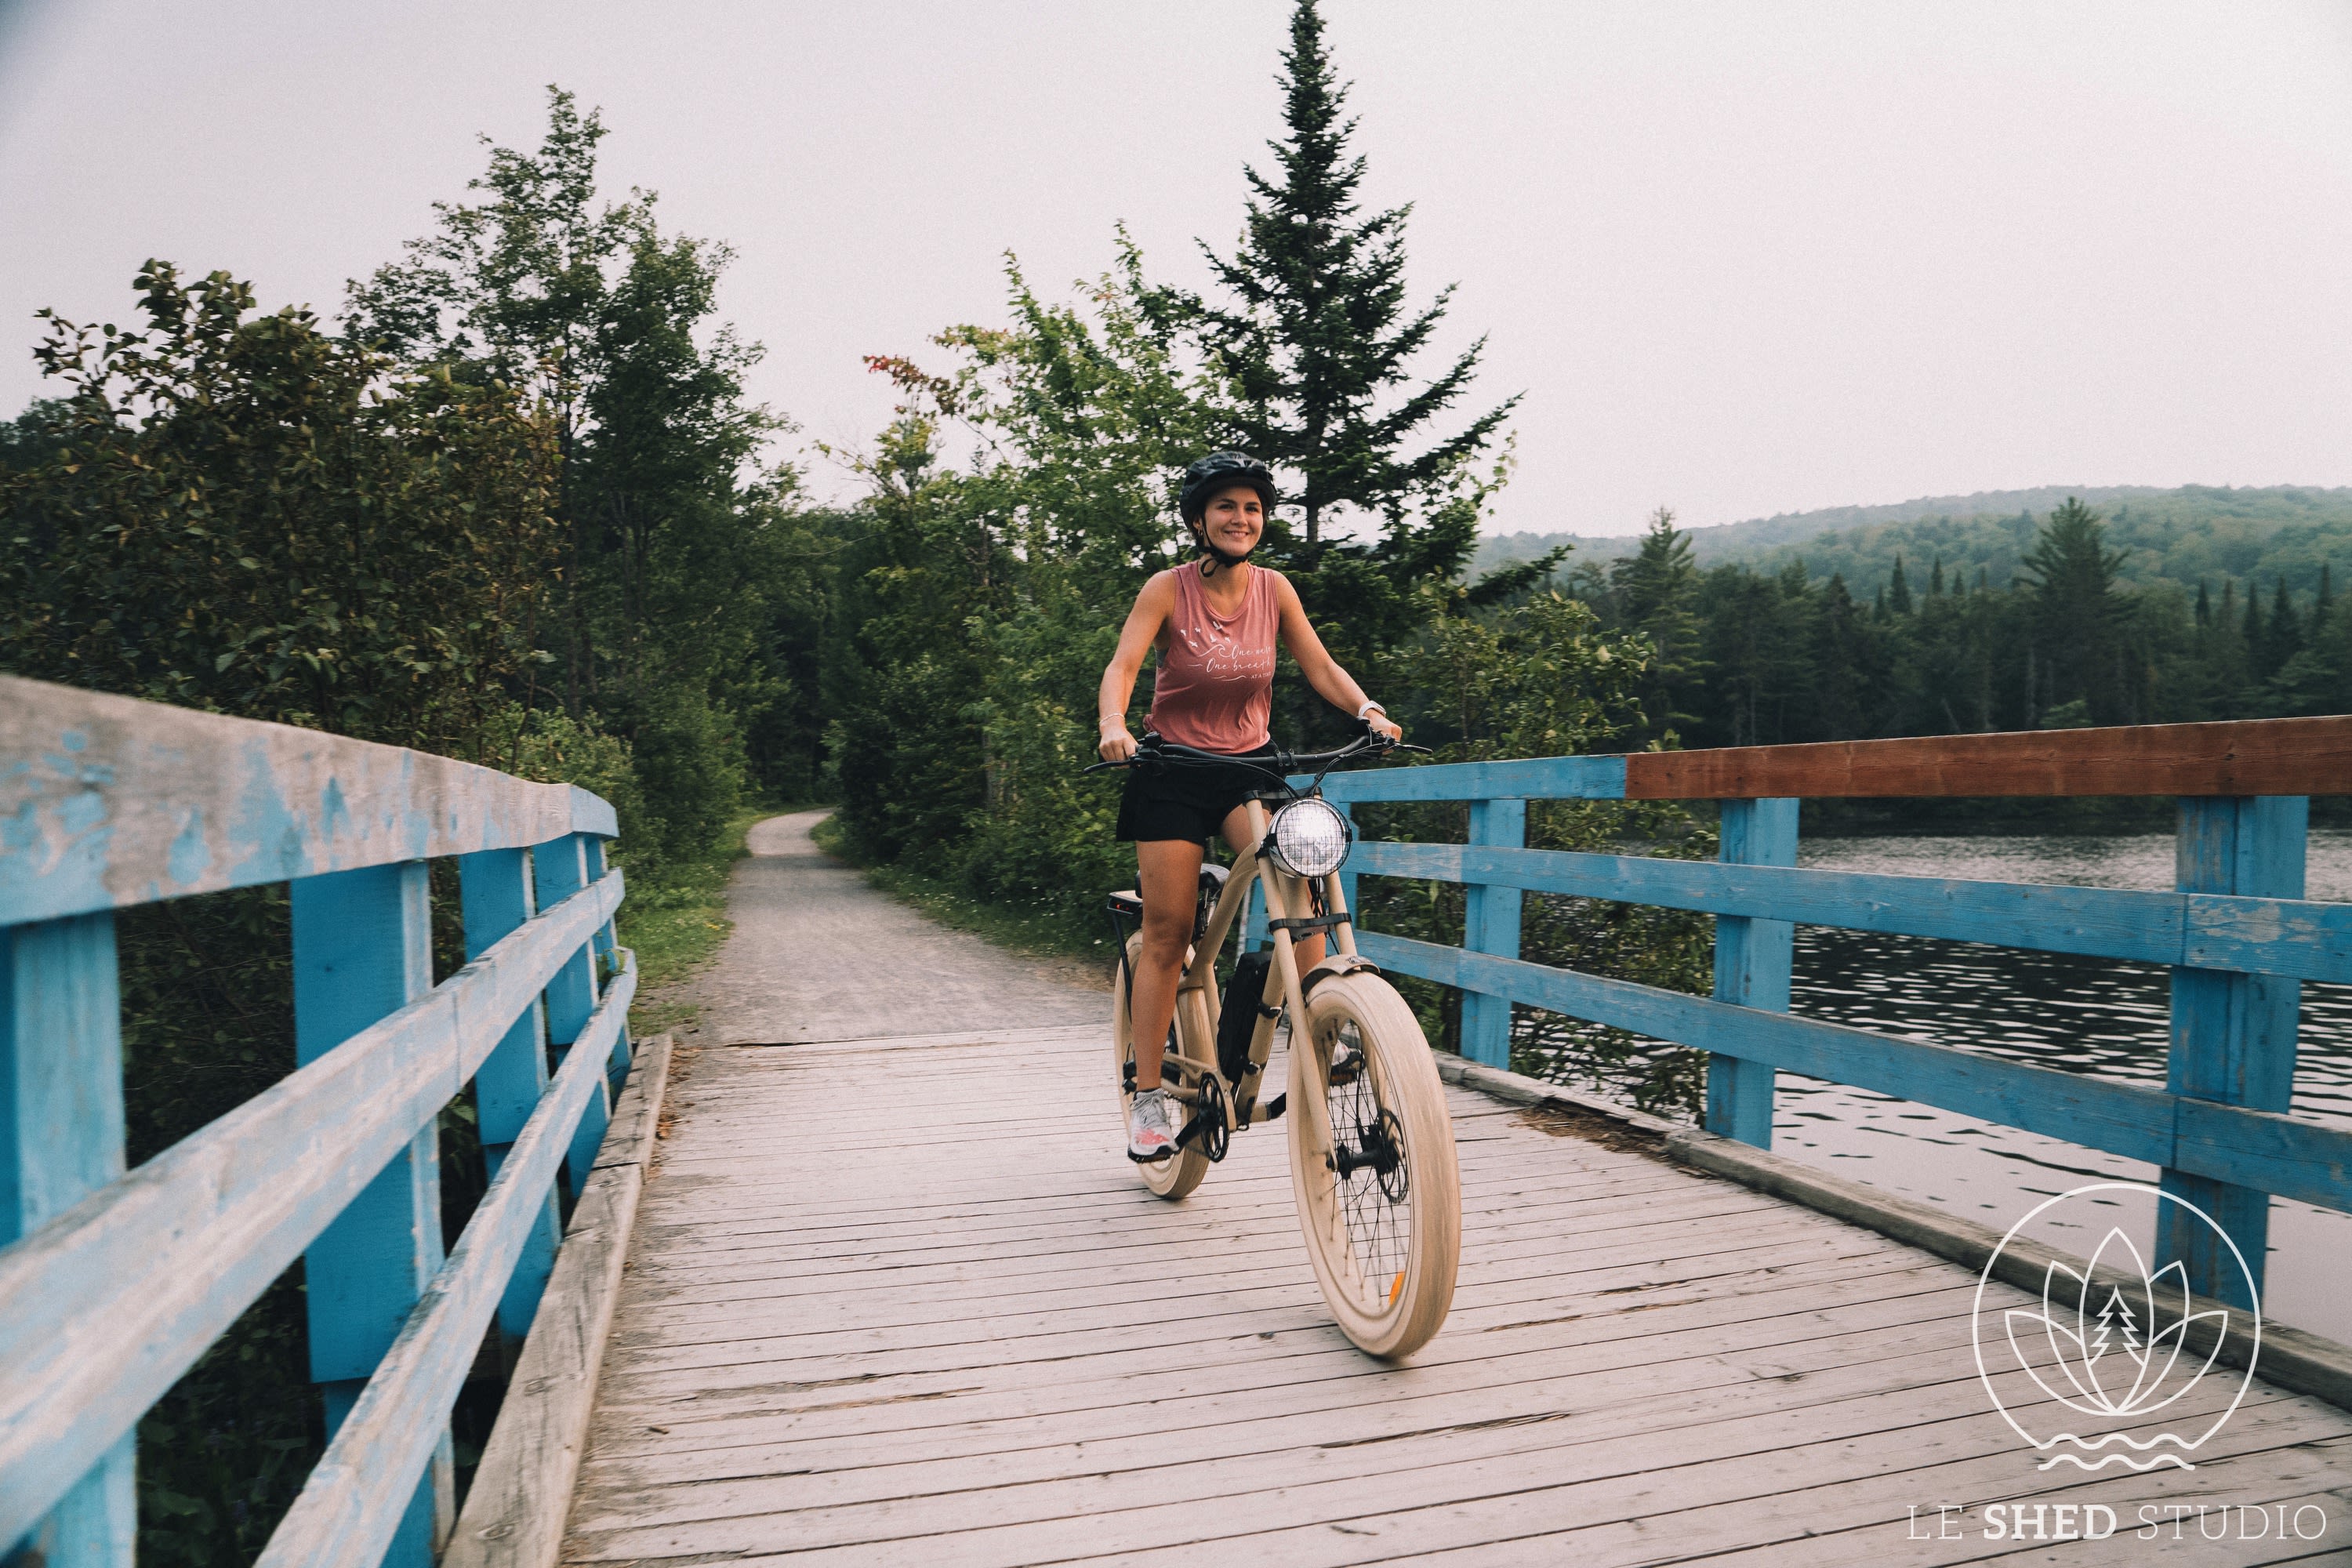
[675,810,1108,1045]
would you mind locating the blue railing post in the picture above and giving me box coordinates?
[583,837,630,1084]
[533,835,612,1190]
[1707,798,1798,1146]
[1,913,134,1568]
[1461,799,1527,1068]
[289,861,449,1568]
[456,849,563,1346]
[2163,795,2307,1308]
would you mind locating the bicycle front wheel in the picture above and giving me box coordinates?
[1113,931,1212,1200]
[1287,971,1461,1357]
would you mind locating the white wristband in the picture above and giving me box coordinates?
[1356,700,1386,720]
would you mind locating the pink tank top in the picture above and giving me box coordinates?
[1147,564,1281,752]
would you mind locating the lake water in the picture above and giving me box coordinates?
[1767,828,2352,1343]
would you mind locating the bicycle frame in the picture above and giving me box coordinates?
[1162,794,1364,1139]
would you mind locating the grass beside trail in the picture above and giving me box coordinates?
[809,811,1114,969]
[621,803,815,1035]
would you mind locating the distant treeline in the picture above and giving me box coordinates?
[1477,485,2352,606]
[1526,500,2352,825]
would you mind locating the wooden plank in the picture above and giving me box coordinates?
[0,673,617,926]
[1624,713,2352,800]
[1351,841,2352,984]
[252,969,637,1568]
[0,870,619,1549]
[1360,931,2352,1214]
[444,1033,670,1568]
[0,913,132,1568]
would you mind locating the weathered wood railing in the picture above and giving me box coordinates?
[0,676,634,1568]
[1302,717,2352,1315]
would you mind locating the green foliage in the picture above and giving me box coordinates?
[1355,590,1714,1114]
[1189,0,1515,547]
[0,89,835,1568]
[347,85,829,835]
[1,264,560,752]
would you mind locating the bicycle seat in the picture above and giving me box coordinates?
[1198,863,1229,897]
[1105,891,1144,917]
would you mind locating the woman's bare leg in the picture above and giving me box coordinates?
[1130,837,1207,1091]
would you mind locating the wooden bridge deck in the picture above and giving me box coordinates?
[558,815,2352,1566]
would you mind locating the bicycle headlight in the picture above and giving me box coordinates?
[1267,797,1352,879]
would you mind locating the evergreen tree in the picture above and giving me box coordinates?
[2020,497,2128,722]
[1609,507,1707,740]
[1929,557,1944,597]
[1889,554,1913,613]
[2195,579,2212,626]
[2259,578,2301,679]
[1193,0,1515,544]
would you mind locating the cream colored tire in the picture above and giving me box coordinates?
[1287,971,1460,1357]
[1113,931,1211,1200]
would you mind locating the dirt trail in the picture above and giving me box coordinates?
[675,809,1107,1046]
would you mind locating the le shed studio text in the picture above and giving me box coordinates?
[1908,1502,2332,1543]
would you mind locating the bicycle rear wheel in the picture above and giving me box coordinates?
[1113,931,1213,1200]
[1287,971,1461,1357]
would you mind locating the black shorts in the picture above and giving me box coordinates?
[1114,744,1279,843]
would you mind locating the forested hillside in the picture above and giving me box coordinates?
[1475,484,2352,601]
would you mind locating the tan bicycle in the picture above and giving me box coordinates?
[1095,733,1461,1359]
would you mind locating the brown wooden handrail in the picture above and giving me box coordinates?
[1623,714,2352,800]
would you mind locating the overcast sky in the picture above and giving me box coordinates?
[5,1,2350,535]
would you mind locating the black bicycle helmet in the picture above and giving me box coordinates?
[1179,451,1278,524]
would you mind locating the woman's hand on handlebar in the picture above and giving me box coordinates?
[1098,720,1139,764]
[1367,713,1403,745]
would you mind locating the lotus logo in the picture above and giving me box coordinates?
[1972,1182,2259,1472]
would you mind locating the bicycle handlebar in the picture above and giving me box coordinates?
[1082,728,1428,789]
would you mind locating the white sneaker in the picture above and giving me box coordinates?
[1127,1087,1177,1163]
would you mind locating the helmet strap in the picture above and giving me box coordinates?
[1191,523,1252,575]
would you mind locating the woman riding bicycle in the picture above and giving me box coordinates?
[1098,451,1404,1162]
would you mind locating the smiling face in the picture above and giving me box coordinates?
[1193,485,1265,559]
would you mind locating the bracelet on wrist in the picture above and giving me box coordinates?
[1356,700,1386,720]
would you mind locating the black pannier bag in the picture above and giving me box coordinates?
[1217,948,1276,1083]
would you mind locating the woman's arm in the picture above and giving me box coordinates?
[1272,573,1404,742]
[1098,572,1177,761]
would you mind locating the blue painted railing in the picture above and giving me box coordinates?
[1307,718,2352,1315]
[0,676,635,1568]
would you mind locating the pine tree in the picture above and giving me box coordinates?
[2196,580,2212,626]
[2262,578,2302,678]
[1929,557,1944,597]
[1610,507,1708,741]
[1194,0,1516,544]
[2020,497,2128,721]
[1889,554,1913,614]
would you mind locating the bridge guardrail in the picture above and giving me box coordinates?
[1287,716,2352,1317]
[0,674,633,1568]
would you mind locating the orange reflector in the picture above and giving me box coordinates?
[1388,1271,1406,1305]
